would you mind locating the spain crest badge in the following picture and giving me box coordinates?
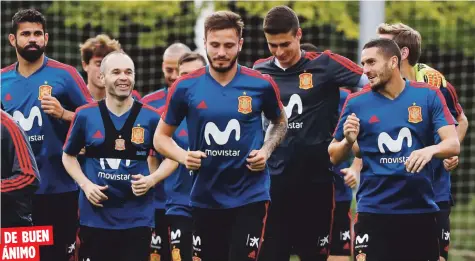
[408,103,423,124]
[38,81,52,100]
[172,247,182,261]
[299,72,313,90]
[115,136,126,151]
[131,125,145,144]
[238,92,252,114]
[423,69,443,88]
[150,252,161,261]
[356,252,366,261]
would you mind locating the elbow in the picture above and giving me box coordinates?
[328,145,340,165]
[153,133,165,155]
[452,138,461,156]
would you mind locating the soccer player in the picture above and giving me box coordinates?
[377,23,469,261]
[62,51,171,261]
[253,6,367,261]
[154,11,288,261]
[141,45,193,261]
[300,43,355,261]
[80,34,142,101]
[145,52,207,261]
[1,110,40,228]
[1,9,90,261]
[329,38,460,261]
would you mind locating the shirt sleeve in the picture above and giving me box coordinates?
[440,81,463,118]
[1,115,39,194]
[325,51,364,88]
[430,89,456,132]
[63,109,86,155]
[163,81,188,126]
[63,68,92,109]
[262,75,283,121]
[333,98,352,141]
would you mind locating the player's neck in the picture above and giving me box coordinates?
[209,63,238,87]
[400,61,416,81]
[379,75,406,100]
[16,54,44,78]
[276,50,301,70]
[105,95,134,116]
[87,83,105,101]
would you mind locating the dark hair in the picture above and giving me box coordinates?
[11,9,46,34]
[300,43,318,52]
[263,6,300,35]
[377,23,421,66]
[363,38,402,68]
[80,34,121,65]
[204,11,244,38]
[178,52,207,67]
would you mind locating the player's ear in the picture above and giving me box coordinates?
[239,38,244,52]
[82,61,88,72]
[400,47,409,61]
[100,72,105,85]
[391,56,398,69]
[44,32,49,47]
[8,34,16,48]
[296,28,302,41]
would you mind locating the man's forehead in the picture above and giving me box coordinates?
[104,54,134,71]
[163,58,179,68]
[17,22,44,32]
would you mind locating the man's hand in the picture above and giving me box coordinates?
[344,113,360,144]
[131,174,155,196]
[246,149,269,172]
[81,183,108,207]
[340,168,358,188]
[443,156,459,172]
[184,151,207,170]
[41,95,65,119]
[405,147,434,173]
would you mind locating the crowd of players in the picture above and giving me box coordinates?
[1,5,468,261]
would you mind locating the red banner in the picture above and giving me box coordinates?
[0,226,53,261]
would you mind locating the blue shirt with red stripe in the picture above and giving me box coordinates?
[334,80,455,214]
[63,101,160,229]
[1,56,91,194]
[141,88,169,210]
[163,65,283,209]
[333,88,353,202]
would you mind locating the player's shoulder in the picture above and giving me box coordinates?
[345,86,372,104]
[141,102,161,119]
[172,67,207,90]
[414,63,447,88]
[75,102,99,116]
[253,56,274,70]
[339,87,351,95]
[141,88,167,104]
[1,63,16,75]
[240,66,277,88]
[45,57,80,77]
[0,110,16,125]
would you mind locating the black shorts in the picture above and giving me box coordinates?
[168,215,193,261]
[329,201,352,256]
[79,225,151,261]
[353,212,439,261]
[32,191,78,261]
[192,201,269,261]
[259,174,335,261]
[150,209,171,261]
[436,201,451,260]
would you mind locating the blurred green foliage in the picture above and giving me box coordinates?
[49,1,475,55]
[215,1,475,56]
[47,1,198,48]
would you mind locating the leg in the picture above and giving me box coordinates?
[294,181,335,261]
[436,202,451,261]
[78,226,119,261]
[228,201,269,261]
[169,215,193,261]
[150,209,171,261]
[258,175,292,261]
[34,191,79,261]
[192,207,230,261]
[328,201,352,261]
[121,227,152,261]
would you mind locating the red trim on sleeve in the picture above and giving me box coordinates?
[253,56,274,66]
[445,82,463,116]
[304,51,321,60]
[410,81,455,125]
[241,67,283,110]
[141,90,166,104]
[132,90,142,100]
[332,88,371,137]
[325,50,363,75]
[1,63,16,73]
[46,59,92,102]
